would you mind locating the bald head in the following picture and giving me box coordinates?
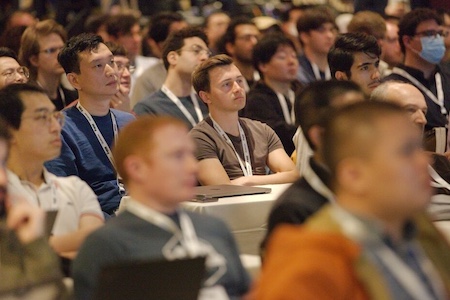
[371,82,427,131]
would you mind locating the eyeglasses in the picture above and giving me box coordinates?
[1,66,29,80]
[116,63,136,74]
[39,46,64,55]
[22,110,65,127]
[177,45,212,57]
[413,30,448,38]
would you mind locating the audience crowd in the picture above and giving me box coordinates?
[0,0,450,299]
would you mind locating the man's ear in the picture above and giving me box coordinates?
[29,55,39,68]
[198,91,211,104]
[402,35,413,51]
[66,73,81,90]
[225,42,235,56]
[307,125,324,150]
[335,71,348,81]
[166,51,178,67]
[123,155,146,184]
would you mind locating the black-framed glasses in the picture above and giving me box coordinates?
[176,44,212,57]
[1,66,29,80]
[413,30,447,38]
[22,110,65,127]
[39,46,64,55]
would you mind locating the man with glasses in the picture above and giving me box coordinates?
[133,27,209,130]
[44,33,135,217]
[296,6,337,85]
[384,8,450,137]
[19,19,77,110]
[0,83,104,265]
[219,17,261,91]
[0,47,28,88]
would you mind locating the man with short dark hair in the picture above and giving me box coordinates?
[242,34,301,155]
[328,32,382,95]
[219,17,261,91]
[45,33,135,216]
[133,27,209,130]
[296,6,337,84]
[384,8,450,135]
[73,116,250,300]
[204,11,231,55]
[190,54,299,186]
[263,80,364,250]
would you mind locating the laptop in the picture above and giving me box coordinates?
[94,257,206,300]
[192,185,272,202]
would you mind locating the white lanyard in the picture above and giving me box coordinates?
[429,165,450,190]
[161,85,203,128]
[126,199,200,256]
[76,102,125,195]
[311,62,331,80]
[392,67,447,115]
[210,117,253,177]
[275,90,295,125]
[302,160,334,203]
[333,206,446,300]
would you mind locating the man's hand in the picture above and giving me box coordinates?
[7,201,45,244]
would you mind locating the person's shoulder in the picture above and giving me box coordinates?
[110,108,135,121]
[185,210,229,232]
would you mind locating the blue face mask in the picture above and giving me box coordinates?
[418,35,446,64]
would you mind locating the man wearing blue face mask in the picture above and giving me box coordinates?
[384,8,450,148]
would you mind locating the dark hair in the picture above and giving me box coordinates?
[252,33,296,75]
[105,41,127,57]
[58,33,103,74]
[0,83,45,130]
[296,6,336,34]
[398,8,442,53]
[0,47,18,60]
[148,12,185,43]
[328,32,381,78]
[84,14,110,34]
[106,14,139,38]
[0,117,11,145]
[217,17,257,54]
[192,54,233,94]
[295,80,363,149]
[162,26,208,70]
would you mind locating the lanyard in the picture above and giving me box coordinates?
[311,62,331,81]
[333,206,446,300]
[275,89,295,125]
[392,67,446,115]
[126,199,227,286]
[76,102,125,195]
[161,85,203,127]
[210,116,253,177]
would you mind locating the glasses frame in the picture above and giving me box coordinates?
[21,110,65,127]
[1,66,29,80]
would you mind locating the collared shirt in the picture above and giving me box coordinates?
[332,205,446,300]
[7,168,104,236]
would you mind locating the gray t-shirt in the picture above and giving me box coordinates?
[189,117,283,180]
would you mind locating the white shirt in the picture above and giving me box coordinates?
[7,168,104,235]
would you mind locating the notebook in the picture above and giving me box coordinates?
[94,257,206,300]
[192,185,272,202]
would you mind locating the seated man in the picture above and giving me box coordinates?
[73,116,250,299]
[189,54,299,186]
[0,47,29,88]
[255,101,450,299]
[0,83,104,259]
[133,27,209,130]
[328,32,382,96]
[0,117,65,296]
[263,80,365,251]
[242,33,301,156]
[44,33,135,216]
